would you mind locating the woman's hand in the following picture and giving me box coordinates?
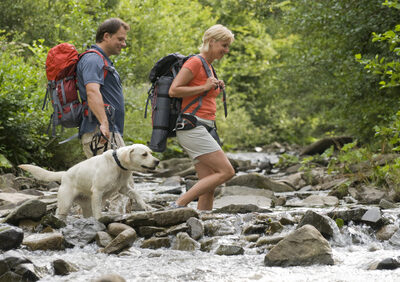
[205,77,220,91]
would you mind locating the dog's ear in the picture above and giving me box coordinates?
[122,147,134,164]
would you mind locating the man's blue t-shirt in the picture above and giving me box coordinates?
[76,45,125,137]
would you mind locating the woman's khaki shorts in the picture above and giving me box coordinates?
[176,117,221,160]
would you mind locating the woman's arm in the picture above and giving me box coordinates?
[169,67,219,98]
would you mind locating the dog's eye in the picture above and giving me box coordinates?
[142,152,148,157]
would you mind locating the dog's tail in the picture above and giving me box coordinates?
[19,164,65,182]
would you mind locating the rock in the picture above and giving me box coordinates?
[124,208,199,228]
[285,195,338,207]
[204,220,236,237]
[62,217,105,247]
[0,250,42,281]
[155,223,188,237]
[297,210,340,240]
[217,185,275,198]
[279,172,305,190]
[376,257,400,270]
[0,192,39,208]
[187,217,204,240]
[172,232,200,251]
[328,207,368,224]
[92,273,126,282]
[389,229,400,246]
[137,226,166,238]
[141,237,170,249]
[0,224,24,251]
[376,224,399,241]
[243,224,267,235]
[300,136,353,156]
[159,176,182,187]
[215,244,244,256]
[22,232,64,251]
[243,234,260,242]
[102,228,137,254]
[200,238,217,252]
[214,196,272,209]
[361,207,384,228]
[124,211,156,227]
[152,208,199,227]
[107,223,134,237]
[4,199,46,225]
[268,221,284,235]
[379,199,398,209]
[52,259,78,276]
[279,216,296,225]
[264,225,334,267]
[153,158,193,178]
[256,236,284,247]
[213,204,266,214]
[40,214,66,229]
[0,174,16,190]
[354,185,386,204]
[95,231,113,247]
[226,173,294,192]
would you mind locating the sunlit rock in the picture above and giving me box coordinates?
[264,224,334,267]
[23,232,64,251]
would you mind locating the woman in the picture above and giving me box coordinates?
[168,24,235,211]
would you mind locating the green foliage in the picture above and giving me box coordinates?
[116,0,215,83]
[335,218,344,229]
[275,153,299,169]
[0,154,12,169]
[0,34,51,165]
[2,0,400,169]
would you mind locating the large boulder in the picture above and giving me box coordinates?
[264,224,334,267]
[4,199,47,225]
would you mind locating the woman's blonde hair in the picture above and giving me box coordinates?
[199,24,234,53]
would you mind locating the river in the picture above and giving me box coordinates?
[14,152,400,281]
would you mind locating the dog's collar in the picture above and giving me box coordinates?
[112,150,128,171]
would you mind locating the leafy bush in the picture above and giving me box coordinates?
[0,35,51,166]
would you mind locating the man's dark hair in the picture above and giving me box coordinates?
[96,18,130,43]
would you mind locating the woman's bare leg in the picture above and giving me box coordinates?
[176,150,235,210]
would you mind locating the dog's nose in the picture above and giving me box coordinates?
[154,160,160,167]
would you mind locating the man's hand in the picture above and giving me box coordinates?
[99,123,110,144]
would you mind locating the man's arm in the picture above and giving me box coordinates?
[86,82,110,142]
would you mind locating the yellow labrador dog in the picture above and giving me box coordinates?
[19,144,159,220]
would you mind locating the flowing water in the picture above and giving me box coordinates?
[17,152,400,281]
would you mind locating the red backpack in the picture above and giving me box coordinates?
[43,43,108,137]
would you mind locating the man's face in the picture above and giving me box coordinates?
[103,26,127,56]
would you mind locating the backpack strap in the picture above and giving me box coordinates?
[79,49,110,79]
[210,64,228,118]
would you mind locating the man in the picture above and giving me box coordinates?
[77,18,130,158]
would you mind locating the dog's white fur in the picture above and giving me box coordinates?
[19,144,159,220]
